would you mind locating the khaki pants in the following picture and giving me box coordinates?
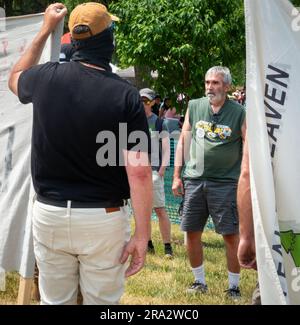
[32,200,131,305]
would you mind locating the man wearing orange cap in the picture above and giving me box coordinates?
[8,3,152,305]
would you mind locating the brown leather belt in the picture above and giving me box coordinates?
[36,194,127,213]
[105,207,121,213]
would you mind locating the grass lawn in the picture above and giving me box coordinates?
[0,221,257,305]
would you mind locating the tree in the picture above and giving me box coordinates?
[0,1,52,16]
[2,0,299,102]
[110,0,245,102]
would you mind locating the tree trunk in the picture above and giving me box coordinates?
[3,0,13,16]
[134,65,151,89]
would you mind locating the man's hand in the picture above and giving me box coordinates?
[120,236,148,277]
[172,177,184,196]
[237,238,257,270]
[42,3,67,34]
[8,3,67,96]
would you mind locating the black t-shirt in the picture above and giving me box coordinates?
[18,61,150,203]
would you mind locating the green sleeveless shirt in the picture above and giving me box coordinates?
[184,97,245,182]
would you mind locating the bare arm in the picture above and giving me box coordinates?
[158,107,164,118]
[237,137,256,269]
[241,119,246,143]
[172,108,191,196]
[120,150,152,277]
[8,3,67,96]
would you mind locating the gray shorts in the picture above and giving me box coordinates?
[180,179,239,235]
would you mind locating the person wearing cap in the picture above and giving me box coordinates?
[151,94,161,116]
[139,88,173,258]
[8,3,152,305]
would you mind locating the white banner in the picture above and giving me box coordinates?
[0,13,63,278]
[245,0,300,304]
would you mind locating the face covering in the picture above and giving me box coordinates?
[71,27,114,72]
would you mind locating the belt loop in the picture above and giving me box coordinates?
[67,200,71,215]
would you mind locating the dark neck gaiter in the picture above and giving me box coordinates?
[71,28,114,72]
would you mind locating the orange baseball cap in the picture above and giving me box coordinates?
[68,2,119,40]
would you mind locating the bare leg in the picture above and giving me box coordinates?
[223,234,240,273]
[186,231,203,267]
[154,207,171,243]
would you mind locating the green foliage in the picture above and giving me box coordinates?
[111,0,245,99]
[0,0,51,16]
[0,1,120,16]
[63,0,85,12]
[291,0,300,6]
[3,0,299,100]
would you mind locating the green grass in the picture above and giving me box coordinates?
[0,272,19,304]
[121,222,257,305]
[0,222,257,305]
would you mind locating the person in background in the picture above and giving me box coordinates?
[140,88,173,258]
[165,106,180,119]
[151,94,161,116]
[159,97,174,118]
[59,31,74,63]
[59,43,75,63]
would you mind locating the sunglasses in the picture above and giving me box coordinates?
[142,99,152,105]
[211,114,219,132]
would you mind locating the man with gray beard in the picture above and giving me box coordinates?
[172,66,246,298]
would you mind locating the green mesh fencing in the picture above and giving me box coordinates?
[151,138,214,229]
